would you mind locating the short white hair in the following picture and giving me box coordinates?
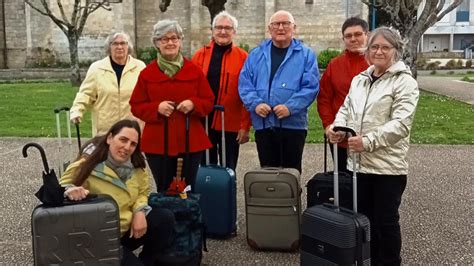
[105,32,133,55]
[151,19,184,45]
[269,10,295,25]
[212,11,238,31]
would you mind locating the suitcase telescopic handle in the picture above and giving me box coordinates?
[204,105,226,167]
[333,126,356,137]
[214,105,224,112]
[54,106,73,175]
[214,105,226,168]
[333,126,358,212]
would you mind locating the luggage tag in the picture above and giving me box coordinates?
[179,185,191,199]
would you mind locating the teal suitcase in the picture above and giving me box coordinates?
[195,105,237,238]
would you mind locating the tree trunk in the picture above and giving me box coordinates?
[202,0,226,23]
[68,32,81,86]
[406,40,418,79]
[405,29,424,79]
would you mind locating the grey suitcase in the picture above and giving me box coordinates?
[300,126,371,265]
[32,195,121,265]
[25,141,121,265]
[244,167,301,251]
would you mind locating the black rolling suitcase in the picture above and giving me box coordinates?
[306,134,352,209]
[301,127,370,265]
[23,143,121,265]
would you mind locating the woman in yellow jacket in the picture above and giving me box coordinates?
[70,32,146,136]
[60,119,175,265]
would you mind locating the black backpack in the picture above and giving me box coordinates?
[148,192,207,265]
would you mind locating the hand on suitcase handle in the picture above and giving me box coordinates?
[255,103,272,118]
[64,186,90,201]
[273,104,290,119]
[158,101,176,117]
[176,100,194,114]
[327,126,346,144]
[70,116,82,124]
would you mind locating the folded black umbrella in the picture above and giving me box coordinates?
[23,143,65,207]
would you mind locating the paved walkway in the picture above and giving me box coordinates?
[417,75,474,105]
[0,138,472,265]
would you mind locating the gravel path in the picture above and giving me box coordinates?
[0,138,472,265]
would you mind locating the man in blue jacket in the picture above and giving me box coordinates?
[238,10,319,173]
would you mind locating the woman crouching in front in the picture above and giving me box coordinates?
[60,119,175,266]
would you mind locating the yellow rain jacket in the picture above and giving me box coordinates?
[60,159,150,236]
[70,56,146,136]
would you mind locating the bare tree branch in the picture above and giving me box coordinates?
[25,0,116,85]
[56,0,70,25]
[25,0,68,33]
[362,0,464,78]
[70,0,79,28]
[436,0,463,23]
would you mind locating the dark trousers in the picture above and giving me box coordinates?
[202,129,240,171]
[121,208,175,266]
[146,152,202,192]
[255,128,307,173]
[355,172,407,266]
[328,144,348,173]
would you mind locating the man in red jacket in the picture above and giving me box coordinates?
[192,10,251,171]
[317,17,369,172]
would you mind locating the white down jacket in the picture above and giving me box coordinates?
[334,61,419,175]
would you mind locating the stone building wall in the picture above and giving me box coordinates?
[4,0,27,68]
[1,0,367,68]
[0,0,5,68]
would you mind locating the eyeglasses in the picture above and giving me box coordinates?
[158,36,180,44]
[269,21,293,30]
[111,41,128,47]
[369,44,394,53]
[214,25,234,32]
[343,32,365,39]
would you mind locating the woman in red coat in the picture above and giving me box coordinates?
[130,19,214,192]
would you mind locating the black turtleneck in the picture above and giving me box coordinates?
[110,56,125,86]
[269,43,288,89]
[207,43,232,100]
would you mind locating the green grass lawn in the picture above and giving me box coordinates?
[0,82,91,138]
[0,82,472,144]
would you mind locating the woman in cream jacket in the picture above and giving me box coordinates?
[328,27,419,265]
[70,32,146,136]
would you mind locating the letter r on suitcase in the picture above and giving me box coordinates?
[301,126,371,265]
[23,143,121,265]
